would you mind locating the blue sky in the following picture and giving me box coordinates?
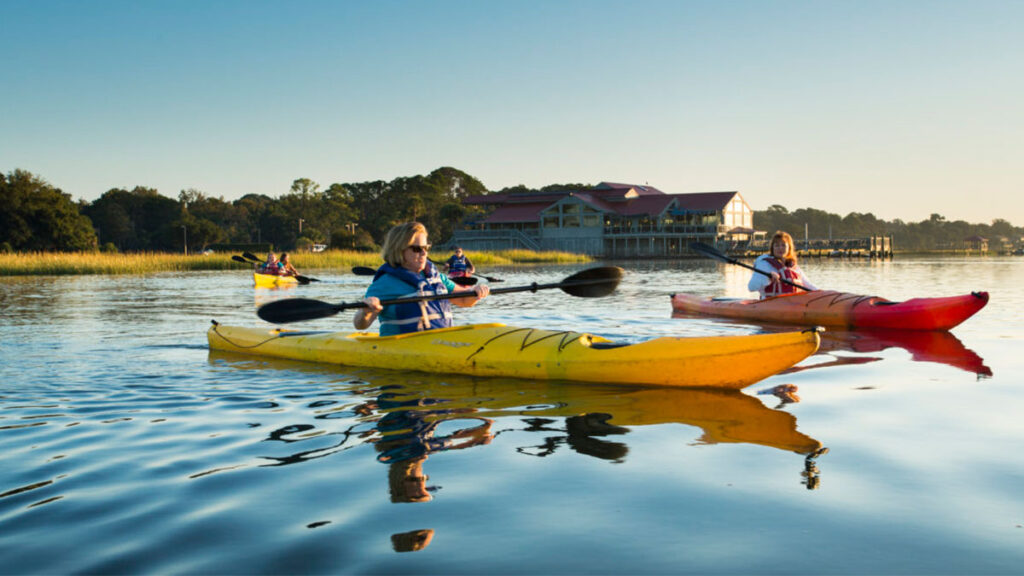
[2,0,1022,225]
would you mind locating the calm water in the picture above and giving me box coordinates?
[1,256,1022,574]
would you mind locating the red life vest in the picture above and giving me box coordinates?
[764,258,801,297]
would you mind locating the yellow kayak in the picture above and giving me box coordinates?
[207,322,820,389]
[253,272,298,288]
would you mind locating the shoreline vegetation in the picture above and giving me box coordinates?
[0,249,591,277]
[0,247,1007,277]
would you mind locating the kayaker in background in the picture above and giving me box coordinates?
[259,252,284,275]
[279,253,300,277]
[442,246,475,278]
[748,231,818,299]
[354,222,489,335]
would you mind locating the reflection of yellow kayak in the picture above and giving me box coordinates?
[207,352,823,455]
[254,272,298,288]
[207,322,820,389]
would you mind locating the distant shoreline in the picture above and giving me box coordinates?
[0,249,591,277]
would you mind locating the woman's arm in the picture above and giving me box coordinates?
[747,256,775,293]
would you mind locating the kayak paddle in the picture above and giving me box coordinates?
[352,266,478,286]
[471,272,503,283]
[351,266,377,276]
[243,252,320,284]
[689,242,814,292]
[258,266,624,324]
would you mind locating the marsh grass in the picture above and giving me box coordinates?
[0,249,591,276]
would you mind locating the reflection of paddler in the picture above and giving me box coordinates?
[388,457,433,504]
[436,382,824,456]
[207,352,825,458]
[518,413,630,462]
[392,529,434,553]
[373,391,494,504]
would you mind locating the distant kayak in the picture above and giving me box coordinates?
[254,272,299,288]
[671,290,989,331]
[207,322,821,389]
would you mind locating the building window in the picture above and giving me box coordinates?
[563,215,581,227]
[583,214,600,227]
[543,215,559,228]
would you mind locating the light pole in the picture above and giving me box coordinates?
[346,222,358,248]
[298,218,305,236]
[182,225,188,255]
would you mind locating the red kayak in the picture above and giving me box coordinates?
[671,290,988,331]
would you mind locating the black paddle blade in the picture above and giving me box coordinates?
[559,266,623,297]
[451,276,478,286]
[257,298,345,323]
[243,251,261,262]
[352,266,377,276]
[688,242,731,263]
[231,255,250,265]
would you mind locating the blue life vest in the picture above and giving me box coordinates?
[447,254,470,274]
[373,262,454,334]
[259,262,284,275]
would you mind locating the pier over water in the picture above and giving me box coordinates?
[727,235,894,259]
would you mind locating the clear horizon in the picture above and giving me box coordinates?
[3,1,1022,226]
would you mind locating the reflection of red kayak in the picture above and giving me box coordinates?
[671,290,988,330]
[818,329,992,376]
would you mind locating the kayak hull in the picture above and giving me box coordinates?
[671,290,988,331]
[207,322,820,389]
[254,272,298,288]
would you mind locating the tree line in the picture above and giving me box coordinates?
[2,167,1021,253]
[754,205,1022,251]
[1,167,486,253]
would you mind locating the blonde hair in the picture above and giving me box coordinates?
[771,231,798,267]
[381,222,428,268]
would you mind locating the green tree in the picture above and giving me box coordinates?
[83,186,179,251]
[0,169,96,251]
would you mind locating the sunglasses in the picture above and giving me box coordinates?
[406,244,431,254]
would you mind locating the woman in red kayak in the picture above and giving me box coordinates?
[748,231,818,298]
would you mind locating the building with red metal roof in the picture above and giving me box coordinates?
[450,182,755,257]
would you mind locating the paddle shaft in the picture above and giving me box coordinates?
[344,278,604,311]
[352,265,477,285]
[691,242,813,292]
